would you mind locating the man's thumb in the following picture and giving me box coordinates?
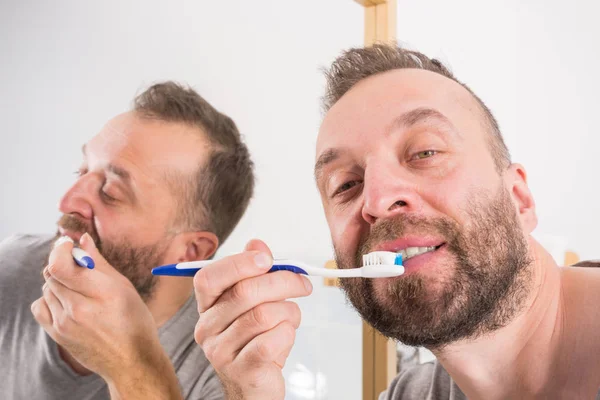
[79,233,109,271]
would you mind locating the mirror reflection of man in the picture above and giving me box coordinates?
[1,82,254,399]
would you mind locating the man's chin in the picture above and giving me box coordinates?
[370,278,404,306]
[373,269,449,303]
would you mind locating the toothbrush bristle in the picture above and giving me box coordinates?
[394,253,403,265]
[362,251,403,267]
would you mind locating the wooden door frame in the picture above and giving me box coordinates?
[351,3,399,398]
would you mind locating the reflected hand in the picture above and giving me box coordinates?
[31,234,179,398]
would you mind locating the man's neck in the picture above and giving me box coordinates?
[59,277,194,376]
[433,240,593,399]
[146,275,195,327]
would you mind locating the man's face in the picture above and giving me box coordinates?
[56,112,207,300]
[316,69,534,348]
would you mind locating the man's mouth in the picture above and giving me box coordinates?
[396,244,444,261]
[370,236,446,263]
[57,227,84,243]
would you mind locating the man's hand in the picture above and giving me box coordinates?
[194,239,313,400]
[31,233,181,399]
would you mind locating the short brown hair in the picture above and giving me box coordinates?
[133,81,254,245]
[323,44,510,171]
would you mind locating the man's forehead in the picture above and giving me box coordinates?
[316,68,482,156]
[87,112,208,178]
[86,112,146,154]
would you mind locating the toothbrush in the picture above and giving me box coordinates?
[55,236,95,269]
[151,251,404,278]
[71,247,95,269]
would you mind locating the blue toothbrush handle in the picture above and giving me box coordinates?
[152,262,309,277]
[268,264,309,275]
[160,268,198,277]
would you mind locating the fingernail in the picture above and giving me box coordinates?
[42,282,48,292]
[54,235,73,249]
[80,233,92,246]
[30,301,38,312]
[43,267,50,279]
[302,276,313,292]
[254,252,272,269]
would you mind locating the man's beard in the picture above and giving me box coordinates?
[54,214,167,301]
[335,185,533,350]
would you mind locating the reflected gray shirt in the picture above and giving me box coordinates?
[0,234,223,399]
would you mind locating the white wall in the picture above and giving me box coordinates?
[2,0,599,398]
[397,0,600,262]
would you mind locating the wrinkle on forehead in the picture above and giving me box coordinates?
[88,113,209,191]
[317,69,490,156]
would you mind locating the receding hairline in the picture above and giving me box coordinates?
[128,112,217,225]
[318,66,510,181]
[326,67,487,119]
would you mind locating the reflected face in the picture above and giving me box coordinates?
[316,69,532,348]
[56,112,208,300]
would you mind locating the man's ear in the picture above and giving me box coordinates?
[504,163,537,233]
[171,231,219,263]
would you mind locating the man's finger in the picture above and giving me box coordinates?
[194,248,274,313]
[31,298,63,346]
[218,301,301,355]
[244,239,274,257]
[46,266,114,298]
[48,236,74,267]
[235,321,297,369]
[197,271,311,338]
[45,277,88,309]
[45,234,117,297]
[31,297,53,327]
[42,282,64,318]
[79,232,114,275]
[46,236,92,291]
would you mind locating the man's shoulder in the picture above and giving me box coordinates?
[564,260,600,282]
[1,233,53,249]
[380,360,466,400]
[0,232,53,255]
[0,233,53,272]
[573,260,600,268]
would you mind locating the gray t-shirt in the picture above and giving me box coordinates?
[0,234,223,400]
[379,361,465,400]
[380,260,600,400]
[381,359,600,400]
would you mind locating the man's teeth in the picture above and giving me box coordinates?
[398,246,436,260]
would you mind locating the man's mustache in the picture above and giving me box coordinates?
[359,214,455,256]
[56,214,101,247]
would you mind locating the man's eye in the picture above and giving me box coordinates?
[333,180,362,197]
[413,150,437,160]
[100,188,116,202]
[74,169,87,177]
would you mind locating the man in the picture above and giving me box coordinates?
[192,44,600,399]
[0,82,255,399]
